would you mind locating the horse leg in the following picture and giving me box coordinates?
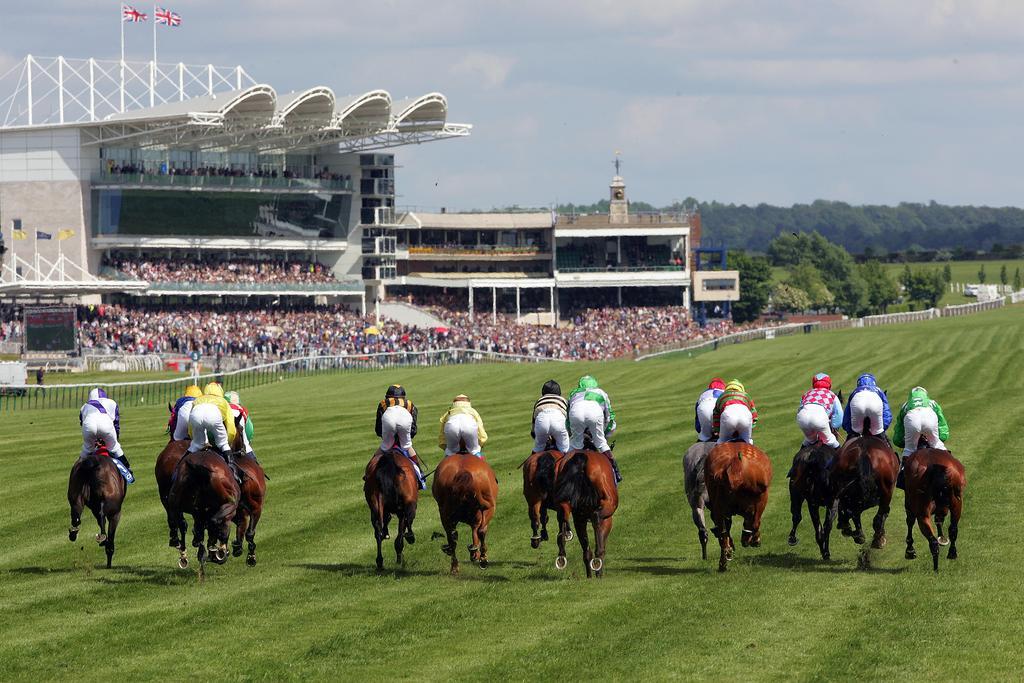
[68,495,83,542]
[820,499,837,561]
[904,508,917,560]
[104,509,120,568]
[559,502,574,542]
[852,510,866,545]
[245,509,261,567]
[573,514,592,578]
[555,507,569,570]
[593,514,613,577]
[947,496,962,561]
[233,510,249,558]
[749,496,768,548]
[393,513,406,567]
[468,511,483,564]
[404,502,417,545]
[528,496,543,549]
[807,504,823,552]
[788,488,803,547]
[715,513,732,573]
[208,503,234,564]
[871,499,891,550]
[93,503,108,545]
[693,498,709,560]
[440,512,459,575]
[540,506,550,542]
[478,509,492,569]
[372,512,385,572]
[934,509,949,546]
[917,508,941,571]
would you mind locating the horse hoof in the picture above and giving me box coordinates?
[383,532,390,540]
[441,544,454,556]
[787,535,798,547]
[479,559,489,569]
[530,538,541,549]
[95,533,107,544]
[541,529,549,541]
[168,538,178,548]
[69,528,79,542]
[750,539,761,548]
[405,532,416,545]
[718,563,728,573]
[565,530,574,542]
[232,542,243,557]
[937,536,950,547]
[821,551,830,561]
[246,555,257,567]
[555,555,568,570]
[947,549,957,560]
[589,558,603,572]
[853,534,866,545]
[871,536,886,550]
[905,548,917,560]
[178,556,189,569]
[840,527,854,537]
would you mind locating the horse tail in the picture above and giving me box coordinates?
[926,463,955,508]
[374,451,402,509]
[534,452,557,496]
[554,453,600,512]
[858,446,881,507]
[725,449,746,490]
[863,415,871,435]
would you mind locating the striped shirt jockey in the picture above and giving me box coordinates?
[375,397,418,439]
[532,394,568,420]
[712,389,758,431]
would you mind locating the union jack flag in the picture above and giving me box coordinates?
[155,7,182,27]
[122,4,147,22]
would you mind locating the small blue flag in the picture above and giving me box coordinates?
[36,231,52,240]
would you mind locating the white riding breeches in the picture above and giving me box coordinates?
[796,404,839,448]
[81,412,123,458]
[901,407,945,458]
[188,402,229,453]
[381,405,414,451]
[717,404,754,445]
[696,397,717,442]
[533,408,570,453]
[569,400,609,452]
[444,413,480,456]
[849,391,885,436]
[172,401,194,441]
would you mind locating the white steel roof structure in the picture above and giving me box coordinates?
[0,55,470,153]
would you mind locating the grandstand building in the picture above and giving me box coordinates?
[0,55,470,311]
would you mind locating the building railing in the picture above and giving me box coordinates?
[408,245,545,256]
[92,172,353,192]
[143,281,362,294]
[556,265,685,273]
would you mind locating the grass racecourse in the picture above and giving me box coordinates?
[1,306,1023,681]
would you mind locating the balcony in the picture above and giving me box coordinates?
[405,245,550,261]
[92,171,354,194]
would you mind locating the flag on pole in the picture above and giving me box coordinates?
[122,4,148,22]
[58,229,76,240]
[12,229,27,240]
[155,7,182,26]
[36,231,53,240]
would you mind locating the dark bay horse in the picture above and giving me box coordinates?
[432,452,498,575]
[825,433,898,557]
[68,447,127,568]
[903,448,965,571]
[786,442,837,558]
[233,454,267,567]
[167,449,240,575]
[705,442,773,572]
[553,450,618,578]
[682,441,716,560]
[155,438,189,546]
[364,449,419,571]
[521,447,567,549]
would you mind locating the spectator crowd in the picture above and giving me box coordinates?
[103,162,350,183]
[103,255,338,285]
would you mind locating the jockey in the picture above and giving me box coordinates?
[374,384,427,489]
[225,390,257,462]
[695,377,726,442]
[713,379,758,445]
[532,379,570,453]
[795,373,843,449]
[79,388,134,484]
[843,373,892,438]
[568,375,621,483]
[167,384,202,441]
[187,382,237,463]
[438,394,488,457]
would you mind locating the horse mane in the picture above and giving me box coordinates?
[554,453,600,512]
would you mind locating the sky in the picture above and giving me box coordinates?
[2,1,1024,210]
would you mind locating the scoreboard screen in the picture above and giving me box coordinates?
[24,307,77,352]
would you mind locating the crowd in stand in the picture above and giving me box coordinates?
[104,162,350,182]
[75,302,755,361]
[103,255,338,285]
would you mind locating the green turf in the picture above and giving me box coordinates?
[2,306,1023,681]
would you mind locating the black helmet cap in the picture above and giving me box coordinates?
[385,384,406,398]
[541,379,562,396]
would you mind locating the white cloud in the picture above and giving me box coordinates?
[449,52,517,89]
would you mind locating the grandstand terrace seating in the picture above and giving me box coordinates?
[101,254,343,289]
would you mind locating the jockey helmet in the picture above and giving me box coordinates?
[578,375,599,390]
[225,391,240,405]
[856,373,877,388]
[909,386,929,400]
[203,382,224,398]
[184,384,202,398]
[541,379,562,396]
[453,394,470,403]
[725,379,745,393]
[88,387,107,400]
[812,373,831,390]
[385,384,406,399]
[708,377,726,390]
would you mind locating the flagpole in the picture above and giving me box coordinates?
[153,4,157,66]
[120,5,125,113]
[151,4,157,107]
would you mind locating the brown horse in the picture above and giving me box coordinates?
[155,438,189,546]
[903,448,965,571]
[68,448,127,568]
[553,450,618,578]
[786,442,837,558]
[167,449,240,575]
[521,448,567,549]
[432,453,498,575]
[705,442,773,572]
[232,454,267,567]
[682,441,716,560]
[824,433,898,558]
[364,449,419,571]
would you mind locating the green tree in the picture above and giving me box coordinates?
[859,260,900,313]
[1000,264,1008,286]
[942,262,952,284]
[786,262,834,309]
[906,269,945,308]
[729,251,773,324]
[771,283,811,313]
[978,264,987,283]
[1015,267,1022,291]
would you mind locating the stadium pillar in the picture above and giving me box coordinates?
[492,287,497,324]
[549,286,555,327]
[468,286,474,321]
[617,287,622,306]
[515,287,520,323]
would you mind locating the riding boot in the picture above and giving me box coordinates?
[408,453,428,490]
[602,450,622,483]
[221,448,243,486]
[896,459,906,490]
[113,454,135,483]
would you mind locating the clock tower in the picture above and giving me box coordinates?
[609,153,628,224]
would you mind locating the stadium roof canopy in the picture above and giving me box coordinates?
[0,56,470,153]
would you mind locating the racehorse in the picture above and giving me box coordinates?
[364,448,419,571]
[553,449,618,578]
[520,446,568,549]
[432,452,498,575]
[903,448,965,571]
[825,429,898,556]
[167,449,240,575]
[233,454,267,567]
[155,438,189,547]
[682,441,715,560]
[705,442,773,572]
[67,444,127,568]
[786,441,837,558]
